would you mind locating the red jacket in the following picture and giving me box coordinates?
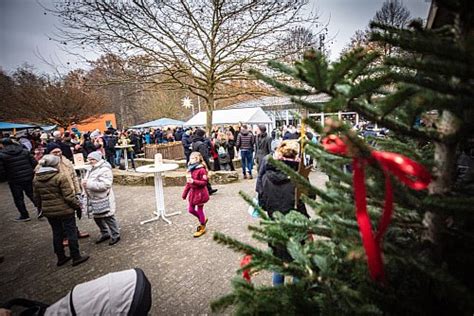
[182,166,209,205]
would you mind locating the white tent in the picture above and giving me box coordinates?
[184,107,272,127]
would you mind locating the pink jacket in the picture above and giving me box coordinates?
[182,166,209,206]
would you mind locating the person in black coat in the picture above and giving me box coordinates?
[0,138,39,221]
[191,129,217,195]
[52,131,74,162]
[256,140,309,286]
[182,129,193,164]
[255,124,273,167]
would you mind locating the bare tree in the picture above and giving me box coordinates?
[49,0,318,132]
[372,0,411,29]
[5,68,105,129]
[0,70,18,120]
[370,0,411,56]
[343,0,411,57]
[278,26,325,63]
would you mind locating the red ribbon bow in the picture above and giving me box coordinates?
[322,135,431,282]
[240,255,253,282]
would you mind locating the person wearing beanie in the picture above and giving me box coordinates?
[191,129,218,195]
[33,154,89,267]
[182,128,193,164]
[255,140,309,286]
[52,130,74,162]
[44,144,90,240]
[0,137,39,221]
[255,124,272,168]
[83,151,121,245]
[35,133,50,162]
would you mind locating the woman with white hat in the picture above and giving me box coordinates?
[82,151,120,245]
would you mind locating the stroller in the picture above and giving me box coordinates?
[2,268,151,316]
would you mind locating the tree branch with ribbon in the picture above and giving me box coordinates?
[321,133,432,282]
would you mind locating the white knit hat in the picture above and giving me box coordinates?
[87,151,103,161]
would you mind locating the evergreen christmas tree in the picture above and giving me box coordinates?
[213,0,474,314]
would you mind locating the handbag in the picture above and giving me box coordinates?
[88,191,111,216]
[247,196,260,218]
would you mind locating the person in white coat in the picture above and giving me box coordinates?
[82,151,120,245]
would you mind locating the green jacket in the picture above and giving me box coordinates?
[33,167,80,218]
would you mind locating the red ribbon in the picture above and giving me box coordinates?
[240,255,252,282]
[322,135,431,281]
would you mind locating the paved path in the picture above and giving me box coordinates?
[0,171,327,315]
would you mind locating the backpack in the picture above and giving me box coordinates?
[105,136,116,151]
[218,145,227,158]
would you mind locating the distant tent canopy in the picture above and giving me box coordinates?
[131,118,185,129]
[184,107,272,127]
[0,122,39,130]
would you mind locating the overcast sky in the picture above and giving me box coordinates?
[0,0,431,74]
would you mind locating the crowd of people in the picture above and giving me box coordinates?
[0,128,125,268]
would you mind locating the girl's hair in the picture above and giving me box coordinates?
[189,151,207,170]
[218,132,227,140]
[226,131,234,140]
[276,140,299,159]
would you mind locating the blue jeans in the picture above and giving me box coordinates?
[272,272,300,286]
[115,149,122,166]
[241,150,253,176]
[272,272,285,285]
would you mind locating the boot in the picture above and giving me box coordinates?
[72,255,90,267]
[57,255,71,267]
[193,225,206,238]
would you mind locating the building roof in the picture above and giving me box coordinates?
[184,107,272,127]
[226,94,330,111]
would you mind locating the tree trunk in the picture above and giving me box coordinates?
[206,93,214,134]
[423,110,460,262]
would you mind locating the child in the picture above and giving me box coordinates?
[182,152,209,237]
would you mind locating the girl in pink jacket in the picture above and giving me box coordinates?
[182,152,209,237]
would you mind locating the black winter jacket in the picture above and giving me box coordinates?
[191,135,211,169]
[55,140,73,161]
[182,133,193,155]
[0,144,37,183]
[258,156,309,262]
[255,133,272,165]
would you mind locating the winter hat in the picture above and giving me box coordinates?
[46,142,61,154]
[195,129,206,138]
[90,129,101,139]
[276,140,299,159]
[87,151,103,161]
[1,138,13,146]
[39,154,60,167]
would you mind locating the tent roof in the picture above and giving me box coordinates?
[226,95,330,111]
[0,122,38,130]
[184,107,272,127]
[131,118,185,129]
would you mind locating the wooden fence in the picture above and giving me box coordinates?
[144,142,185,160]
